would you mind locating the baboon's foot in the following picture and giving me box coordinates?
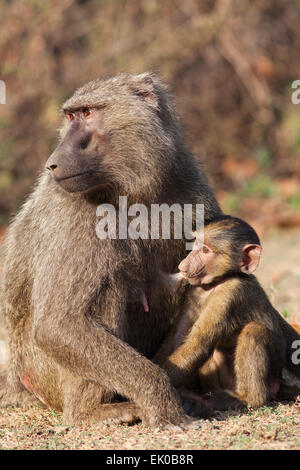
[98,403,203,430]
[141,403,203,431]
[0,387,44,409]
[146,414,203,431]
[179,389,214,418]
[62,401,142,426]
[203,390,245,411]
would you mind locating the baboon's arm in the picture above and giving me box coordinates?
[33,312,182,422]
[154,307,195,365]
[161,283,238,386]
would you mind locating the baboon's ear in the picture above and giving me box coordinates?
[129,73,158,106]
[240,244,262,274]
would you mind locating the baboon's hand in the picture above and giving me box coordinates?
[144,413,202,431]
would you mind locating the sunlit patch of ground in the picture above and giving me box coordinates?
[0,401,299,450]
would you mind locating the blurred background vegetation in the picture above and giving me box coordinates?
[0,0,300,233]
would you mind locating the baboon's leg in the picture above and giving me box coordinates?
[234,322,281,408]
[62,378,142,425]
[197,351,245,411]
[198,324,282,411]
[0,368,6,389]
[198,355,222,392]
[0,330,43,409]
[198,349,235,393]
[0,365,43,409]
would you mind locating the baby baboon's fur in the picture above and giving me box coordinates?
[0,72,220,427]
[156,216,300,410]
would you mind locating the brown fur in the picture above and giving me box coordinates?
[156,216,300,409]
[0,72,220,427]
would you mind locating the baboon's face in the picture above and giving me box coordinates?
[178,222,262,286]
[178,240,220,286]
[46,73,178,196]
[46,107,111,193]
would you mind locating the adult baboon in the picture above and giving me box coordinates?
[0,73,221,427]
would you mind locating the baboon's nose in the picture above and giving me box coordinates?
[178,258,189,273]
[46,150,60,173]
[47,164,57,171]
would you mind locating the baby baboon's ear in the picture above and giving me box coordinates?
[129,73,158,106]
[240,244,262,274]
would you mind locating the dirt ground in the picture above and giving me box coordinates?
[0,227,299,450]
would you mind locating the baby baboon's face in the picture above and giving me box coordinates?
[178,239,218,286]
[178,219,262,286]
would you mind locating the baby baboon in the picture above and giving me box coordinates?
[0,72,221,427]
[156,215,300,409]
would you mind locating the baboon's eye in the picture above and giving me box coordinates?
[82,108,91,117]
[202,245,210,254]
[66,112,75,121]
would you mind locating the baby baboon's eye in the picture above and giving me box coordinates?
[202,245,210,254]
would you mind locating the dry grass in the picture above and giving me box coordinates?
[0,401,299,450]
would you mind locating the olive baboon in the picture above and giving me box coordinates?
[156,216,300,409]
[0,73,221,427]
